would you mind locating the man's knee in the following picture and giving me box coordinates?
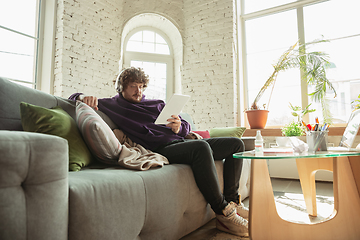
[231,137,245,153]
[189,140,214,158]
[194,140,212,151]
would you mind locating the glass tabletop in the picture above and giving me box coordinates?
[233,148,360,159]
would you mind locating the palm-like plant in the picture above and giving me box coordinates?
[250,39,337,123]
[289,103,315,122]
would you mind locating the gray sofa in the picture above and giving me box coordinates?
[0,77,252,240]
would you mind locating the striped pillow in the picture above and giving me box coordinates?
[76,101,122,164]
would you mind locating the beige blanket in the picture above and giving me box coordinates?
[113,129,169,170]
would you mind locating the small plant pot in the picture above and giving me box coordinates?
[245,110,269,129]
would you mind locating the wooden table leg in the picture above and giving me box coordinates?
[296,158,333,216]
[249,156,360,240]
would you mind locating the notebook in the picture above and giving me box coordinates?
[327,109,360,152]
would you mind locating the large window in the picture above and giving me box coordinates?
[0,0,40,88]
[0,0,56,93]
[124,29,173,102]
[240,0,360,126]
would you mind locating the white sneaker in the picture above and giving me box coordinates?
[231,201,249,220]
[216,203,249,237]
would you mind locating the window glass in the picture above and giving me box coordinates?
[0,0,39,88]
[245,10,300,125]
[143,30,155,43]
[304,0,360,41]
[126,30,170,55]
[243,0,296,14]
[131,60,167,101]
[0,0,38,36]
[0,28,35,56]
[156,33,167,44]
[0,50,35,82]
[304,0,360,124]
[156,44,170,54]
[130,31,142,41]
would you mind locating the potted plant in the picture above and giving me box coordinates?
[246,39,337,129]
[277,120,305,148]
[276,103,314,147]
[281,121,305,137]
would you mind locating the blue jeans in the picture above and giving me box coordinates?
[154,137,244,215]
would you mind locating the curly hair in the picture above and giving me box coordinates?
[115,67,149,93]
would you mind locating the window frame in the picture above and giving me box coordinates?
[123,27,174,102]
[36,0,57,94]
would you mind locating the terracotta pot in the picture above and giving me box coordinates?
[245,110,269,129]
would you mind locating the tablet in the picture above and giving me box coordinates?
[155,94,190,125]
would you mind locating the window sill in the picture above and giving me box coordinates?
[242,127,356,137]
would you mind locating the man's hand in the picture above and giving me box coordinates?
[78,95,98,110]
[166,115,181,134]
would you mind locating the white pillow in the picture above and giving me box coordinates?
[76,101,122,163]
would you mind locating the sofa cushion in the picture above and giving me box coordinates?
[68,167,147,240]
[76,101,122,163]
[193,130,211,139]
[210,127,246,139]
[20,102,93,171]
[68,164,212,240]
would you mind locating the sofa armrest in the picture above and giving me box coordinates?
[0,131,68,240]
[241,137,255,151]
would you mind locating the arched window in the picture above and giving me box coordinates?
[124,28,173,101]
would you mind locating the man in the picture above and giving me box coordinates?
[69,67,249,237]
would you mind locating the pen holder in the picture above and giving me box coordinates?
[307,131,328,153]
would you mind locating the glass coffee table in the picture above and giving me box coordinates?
[233,149,360,240]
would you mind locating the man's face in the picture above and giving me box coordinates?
[122,82,144,103]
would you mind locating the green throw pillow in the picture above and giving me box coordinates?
[20,102,93,171]
[209,127,246,139]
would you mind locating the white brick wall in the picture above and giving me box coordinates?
[55,0,122,98]
[121,0,184,31]
[182,0,237,129]
[55,0,238,129]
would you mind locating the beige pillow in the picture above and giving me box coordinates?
[76,101,122,164]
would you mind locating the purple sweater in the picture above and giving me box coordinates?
[69,93,191,150]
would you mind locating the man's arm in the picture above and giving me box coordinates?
[68,93,83,101]
[68,93,99,110]
[166,115,182,134]
[166,115,191,136]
